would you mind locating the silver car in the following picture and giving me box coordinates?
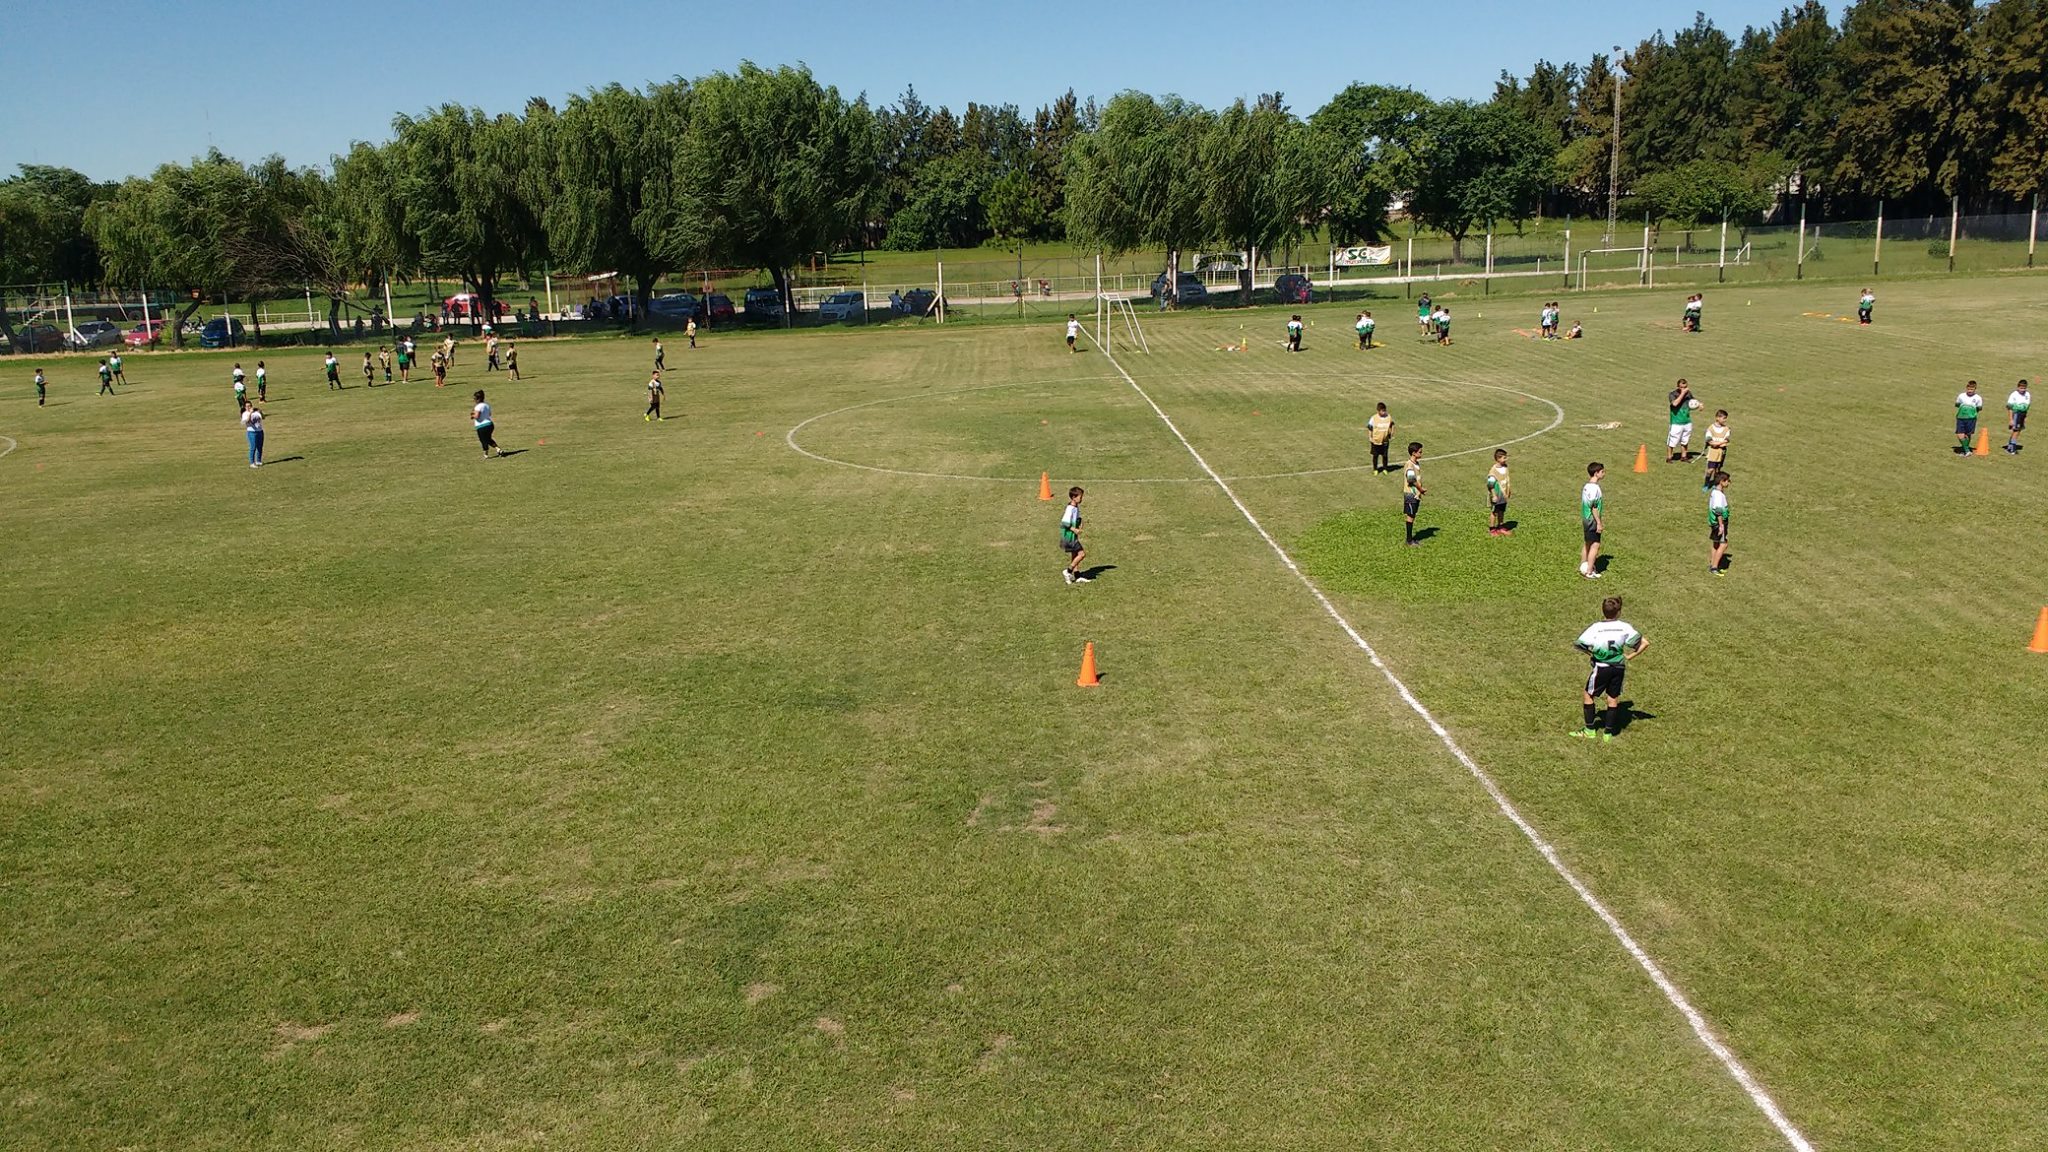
[70,320,125,348]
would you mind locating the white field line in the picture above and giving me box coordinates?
[0,435,16,459]
[1088,334,1816,1152]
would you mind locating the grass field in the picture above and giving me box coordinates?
[3,272,2045,1150]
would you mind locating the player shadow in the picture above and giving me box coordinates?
[496,448,529,458]
[1078,564,1117,581]
[1592,555,1613,574]
[1613,700,1657,734]
[1501,519,1520,533]
[261,455,306,465]
[1412,526,1440,543]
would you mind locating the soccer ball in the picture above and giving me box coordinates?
[1688,398,1703,410]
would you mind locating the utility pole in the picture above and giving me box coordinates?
[1607,46,1623,244]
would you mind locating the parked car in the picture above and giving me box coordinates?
[125,319,168,347]
[9,323,66,353]
[702,293,736,324]
[199,316,246,348]
[1273,274,1313,304]
[1149,272,1208,305]
[897,288,937,316]
[743,287,785,321]
[70,320,125,348]
[816,291,866,322]
[648,292,700,319]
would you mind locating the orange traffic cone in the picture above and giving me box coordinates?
[2029,607,2048,654]
[1632,444,1649,473]
[1039,472,1053,501]
[1076,642,1100,687]
[1974,427,1991,456]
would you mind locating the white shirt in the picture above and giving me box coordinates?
[2009,390,2030,411]
[1957,392,1985,415]
[1709,489,1728,517]
[1860,294,1875,307]
[1060,504,1081,531]
[473,402,493,426]
[1576,619,1641,665]
[233,367,245,382]
[256,367,266,381]
[240,408,263,432]
[234,380,246,394]
[1066,319,1080,338]
[1581,481,1603,516]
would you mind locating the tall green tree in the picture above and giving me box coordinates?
[0,166,111,351]
[1309,84,1429,243]
[1063,92,1214,293]
[390,104,549,321]
[1632,157,1778,249]
[549,82,689,325]
[86,152,264,347]
[668,63,879,314]
[1976,0,2048,200]
[1407,100,1552,261]
[1199,97,1329,301]
[1624,15,1743,173]
[1829,0,1982,204]
[1740,2,1841,202]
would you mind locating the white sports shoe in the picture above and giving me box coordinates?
[1063,570,1075,584]
[1074,575,1092,583]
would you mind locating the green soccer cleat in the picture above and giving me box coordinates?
[1570,728,1598,739]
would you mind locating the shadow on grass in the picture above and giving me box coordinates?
[1078,564,1117,581]
[1614,700,1657,734]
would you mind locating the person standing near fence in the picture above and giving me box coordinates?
[241,402,265,468]
[2006,379,2030,454]
[1858,289,1875,325]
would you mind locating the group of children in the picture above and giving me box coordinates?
[1953,379,2030,455]
[1538,302,1582,340]
[1680,294,1705,332]
[1417,295,1454,345]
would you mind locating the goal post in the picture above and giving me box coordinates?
[1577,247,1651,291]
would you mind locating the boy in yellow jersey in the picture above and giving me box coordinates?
[1702,409,1730,488]
[1486,448,1511,535]
[1402,442,1426,546]
[1366,403,1395,474]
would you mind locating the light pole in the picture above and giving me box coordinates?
[1607,45,1623,244]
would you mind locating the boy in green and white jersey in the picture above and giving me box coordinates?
[1707,472,1731,575]
[108,352,126,385]
[255,361,268,402]
[1486,448,1511,535]
[1286,314,1304,352]
[1356,311,1375,349]
[1060,486,1089,583]
[1571,595,1647,742]
[232,365,247,410]
[324,352,341,390]
[1402,443,1426,546]
[2006,379,2029,454]
[1858,289,1875,325]
[34,367,46,406]
[97,359,115,395]
[1955,380,1985,454]
[1416,293,1432,336]
[1579,462,1605,579]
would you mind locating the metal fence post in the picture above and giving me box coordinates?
[1947,195,1959,273]
[1796,201,1807,280]
[2029,192,2039,269]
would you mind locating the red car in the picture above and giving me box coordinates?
[1273,274,1313,304]
[125,319,168,347]
[703,293,737,325]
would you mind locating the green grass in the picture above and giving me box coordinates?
[3,273,2045,1149]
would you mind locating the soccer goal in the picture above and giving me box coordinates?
[1577,247,1652,290]
[1094,293,1150,354]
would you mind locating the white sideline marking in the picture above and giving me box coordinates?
[1090,337,1816,1152]
[0,435,16,460]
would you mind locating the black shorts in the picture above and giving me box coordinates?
[1957,417,1977,436]
[1403,495,1420,517]
[1583,522,1601,544]
[1710,522,1727,544]
[2012,411,2027,431]
[1492,500,1508,517]
[1060,537,1081,555]
[475,423,496,448]
[1585,663,1625,699]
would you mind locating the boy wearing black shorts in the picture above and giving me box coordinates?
[1060,487,1089,583]
[1572,595,1647,742]
[1402,442,1426,546]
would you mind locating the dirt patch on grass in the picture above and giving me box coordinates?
[814,1017,845,1048]
[268,1021,333,1058]
[317,794,351,810]
[744,983,779,1005]
[891,1086,917,1102]
[965,794,995,827]
[480,1019,509,1034]
[383,1010,421,1029]
[977,1033,1014,1072]
[1022,798,1065,838]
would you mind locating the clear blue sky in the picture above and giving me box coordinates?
[3,0,1800,183]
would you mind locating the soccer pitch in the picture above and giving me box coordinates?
[3,274,2044,1150]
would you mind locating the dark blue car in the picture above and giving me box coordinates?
[199,317,246,348]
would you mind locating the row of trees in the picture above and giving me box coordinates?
[2,0,2041,348]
